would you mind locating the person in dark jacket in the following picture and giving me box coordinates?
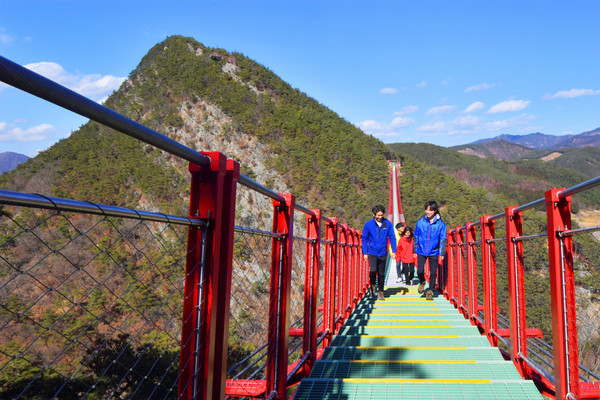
[413,200,447,300]
[362,205,398,300]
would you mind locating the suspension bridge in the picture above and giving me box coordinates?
[1,55,600,399]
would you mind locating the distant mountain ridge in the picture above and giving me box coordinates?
[471,132,574,149]
[0,152,29,174]
[454,127,600,161]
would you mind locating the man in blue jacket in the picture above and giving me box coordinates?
[414,200,447,300]
[362,205,397,300]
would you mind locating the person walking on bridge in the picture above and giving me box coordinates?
[362,205,397,301]
[414,200,446,301]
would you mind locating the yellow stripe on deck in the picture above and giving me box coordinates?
[343,378,492,384]
[366,318,448,322]
[356,346,467,349]
[350,360,477,364]
[358,335,460,338]
[364,325,454,329]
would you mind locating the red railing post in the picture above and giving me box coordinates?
[266,193,295,399]
[340,224,352,319]
[349,228,358,306]
[466,222,479,322]
[480,215,499,347]
[356,230,366,294]
[447,229,457,305]
[179,152,238,400]
[303,209,321,376]
[505,206,529,377]
[456,227,467,317]
[323,218,338,343]
[545,188,580,399]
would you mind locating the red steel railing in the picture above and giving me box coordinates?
[444,179,600,400]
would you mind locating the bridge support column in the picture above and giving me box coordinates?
[447,229,457,305]
[505,206,529,378]
[546,188,580,400]
[302,209,321,377]
[324,218,339,340]
[456,227,467,317]
[480,216,499,347]
[466,222,479,321]
[179,152,239,400]
[266,193,295,400]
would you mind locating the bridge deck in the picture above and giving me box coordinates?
[294,285,543,399]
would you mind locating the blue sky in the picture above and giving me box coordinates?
[1,0,599,157]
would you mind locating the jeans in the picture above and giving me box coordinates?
[402,262,415,284]
[417,254,438,292]
[368,254,388,292]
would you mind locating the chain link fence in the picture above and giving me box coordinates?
[0,202,190,399]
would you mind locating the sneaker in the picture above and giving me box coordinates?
[396,277,403,283]
[378,291,385,301]
[370,285,377,298]
[418,282,425,294]
[426,290,434,301]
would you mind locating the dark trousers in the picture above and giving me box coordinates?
[417,254,439,292]
[402,262,415,284]
[368,254,388,292]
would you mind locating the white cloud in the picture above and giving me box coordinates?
[544,88,600,99]
[356,115,415,140]
[0,121,54,142]
[379,87,398,94]
[418,115,481,134]
[487,99,530,114]
[416,113,536,138]
[465,82,496,92]
[425,105,456,115]
[394,105,418,116]
[416,81,427,89]
[483,114,536,132]
[0,27,15,45]
[24,61,126,101]
[463,101,485,113]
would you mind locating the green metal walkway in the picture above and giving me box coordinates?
[294,285,544,399]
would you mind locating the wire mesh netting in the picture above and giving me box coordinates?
[289,236,307,367]
[226,229,273,391]
[0,205,190,399]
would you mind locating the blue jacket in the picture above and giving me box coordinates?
[362,218,397,257]
[414,213,447,257]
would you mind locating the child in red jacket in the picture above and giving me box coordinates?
[395,226,417,285]
[394,223,405,283]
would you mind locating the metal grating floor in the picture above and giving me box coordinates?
[294,286,544,399]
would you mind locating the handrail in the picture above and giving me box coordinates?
[558,176,600,198]
[0,189,204,227]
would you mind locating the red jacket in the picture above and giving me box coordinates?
[395,236,416,263]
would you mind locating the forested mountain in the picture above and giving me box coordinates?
[1,35,392,228]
